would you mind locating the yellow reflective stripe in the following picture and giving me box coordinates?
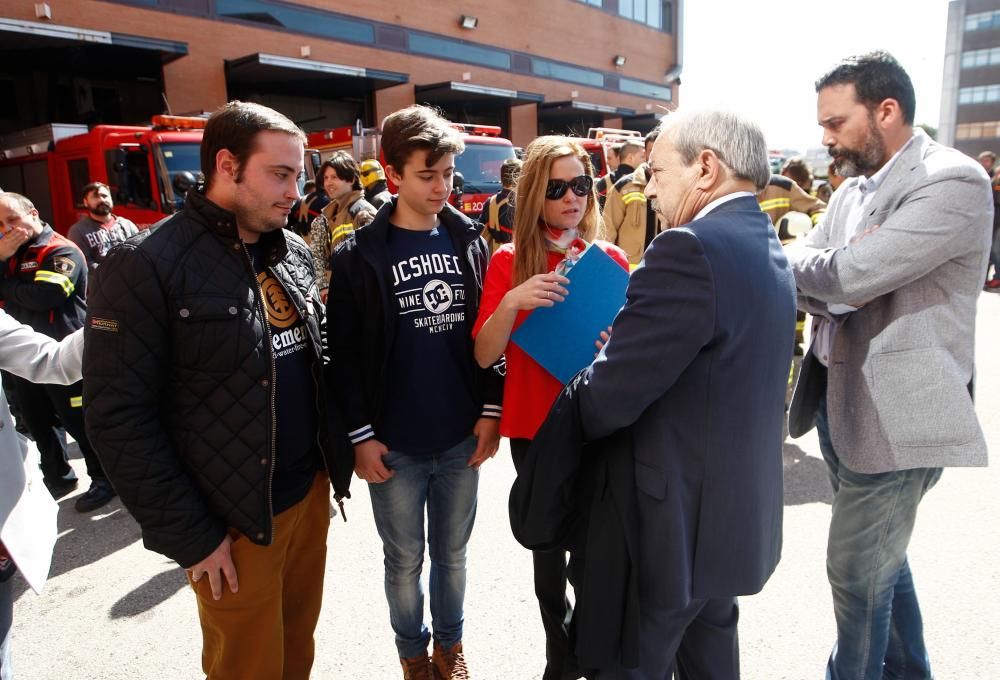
[621,192,647,205]
[758,198,791,212]
[34,270,74,296]
[69,396,83,408]
[329,223,355,243]
[811,210,825,224]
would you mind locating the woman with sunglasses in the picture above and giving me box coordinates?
[472,136,628,680]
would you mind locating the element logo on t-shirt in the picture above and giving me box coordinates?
[258,271,297,329]
[422,279,454,314]
[257,271,309,358]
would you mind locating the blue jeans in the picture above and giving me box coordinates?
[368,435,479,658]
[0,576,12,680]
[816,392,941,680]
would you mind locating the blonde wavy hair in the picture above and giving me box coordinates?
[512,136,603,286]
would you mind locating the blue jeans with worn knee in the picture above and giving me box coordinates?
[816,391,941,680]
[368,435,479,659]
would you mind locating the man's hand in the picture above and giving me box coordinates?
[0,226,31,261]
[188,535,238,601]
[594,325,613,355]
[467,417,500,470]
[354,438,393,483]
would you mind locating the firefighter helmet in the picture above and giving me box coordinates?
[359,159,386,188]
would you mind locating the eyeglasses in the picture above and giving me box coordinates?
[545,175,593,200]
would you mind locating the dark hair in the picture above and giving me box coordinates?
[320,151,362,191]
[302,179,316,193]
[644,129,660,146]
[815,51,916,125]
[500,158,522,187]
[81,181,110,201]
[780,157,813,192]
[380,105,464,174]
[200,101,306,190]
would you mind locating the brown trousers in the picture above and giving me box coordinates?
[188,473,331,680]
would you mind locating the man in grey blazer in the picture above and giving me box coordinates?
[786,52,992,680]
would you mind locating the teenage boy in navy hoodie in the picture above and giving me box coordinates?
[327,105,503,680]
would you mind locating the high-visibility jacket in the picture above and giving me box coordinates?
[757,175,826,243]
[1,224,87,340]
[602,164,655,264]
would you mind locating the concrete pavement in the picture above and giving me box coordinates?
[9,295,1000,679]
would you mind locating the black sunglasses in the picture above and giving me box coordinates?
[545,175,593,200]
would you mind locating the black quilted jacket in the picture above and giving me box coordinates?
[83,190,352,568]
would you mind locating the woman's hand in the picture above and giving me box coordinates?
[501,273,570,312]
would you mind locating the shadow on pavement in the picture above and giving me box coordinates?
[110,566,188,619]
[782,440,834,505]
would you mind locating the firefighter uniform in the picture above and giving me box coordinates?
[0,225,104,486]
[757,174,826,243]
[757,175,827,393]
[602,164,658,265]
[478,188,515,253]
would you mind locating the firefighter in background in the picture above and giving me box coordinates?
[595,141,623,211]
[0,192,115,512]
[779,156,814,193]
[288,179,329,239]
[359,158,393,210]
[601,136,656,265]
[478,157,521,253]
[758,173,826,244]
[309,153,377,300]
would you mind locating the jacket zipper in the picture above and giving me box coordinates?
[242,242,276,538]
[298,269,347,522]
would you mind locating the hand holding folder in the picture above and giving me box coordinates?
[512,245,629,384]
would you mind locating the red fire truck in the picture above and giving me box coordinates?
[0,115,205,233]
[306,121,516,219]
[580,127,644,178]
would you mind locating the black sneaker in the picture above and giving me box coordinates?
[44,476,79,500]
[74,479,117,513]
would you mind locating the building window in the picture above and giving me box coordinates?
[619,0,672,32]
[961,47,1000,69]
[532,58,605,88]
[576,0,603,6]
[409,34,510,70]
[958,84,1000,105]
[956,120,1000,139]
[619,76,672,101]
[216,0,375,44]
[965,10,1000,32]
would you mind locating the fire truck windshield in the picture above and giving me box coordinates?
[159,142,202,208]
[456,143,515,195]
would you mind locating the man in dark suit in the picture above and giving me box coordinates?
[575,109,797,679]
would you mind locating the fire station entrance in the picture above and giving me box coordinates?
[0,18,187,135]
[623,114,664,135]
[537,101,636,137]
[415,82,544,138]
[224,53,408,132]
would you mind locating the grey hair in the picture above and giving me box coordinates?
[660,110,771,191]
[0,192,36,214]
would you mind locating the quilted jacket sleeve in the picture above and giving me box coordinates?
[83,243,226,568]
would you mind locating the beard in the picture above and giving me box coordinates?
[829,116,886,178]
[91,203,112,217]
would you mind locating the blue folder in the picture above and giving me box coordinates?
[512,245,629,384]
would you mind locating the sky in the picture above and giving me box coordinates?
[679,0,954,153]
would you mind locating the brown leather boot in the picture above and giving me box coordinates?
[400,652,434,680]
[431,641,470,680]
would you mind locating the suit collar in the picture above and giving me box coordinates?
[693,192,758,221]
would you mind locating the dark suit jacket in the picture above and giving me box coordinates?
[508,370,640,671]
[578,194,796,609]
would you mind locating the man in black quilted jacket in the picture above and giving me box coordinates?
[82,101,351,680]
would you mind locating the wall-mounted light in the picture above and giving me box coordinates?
[300,45,311,58]
[613,55,627,68]
[35,2,52,19]
[460,15,479,29]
